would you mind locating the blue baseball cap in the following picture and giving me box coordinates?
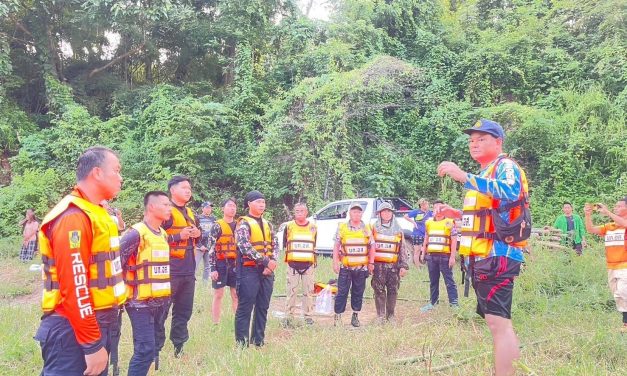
[463,119,505,139]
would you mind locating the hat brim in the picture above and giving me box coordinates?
[462,128,502,138]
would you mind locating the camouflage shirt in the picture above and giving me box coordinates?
[235,217,279,268]
[207,219,236,272]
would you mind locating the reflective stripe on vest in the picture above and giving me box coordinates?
[237,216,273,267]
[125,223,171,301]
[372,229,401,263]
[166,206,196,259]
[426,218,454,254]
[459,156,529,257]
[285,221,316,264]
[39,194,127,313]
[339,223,370,267]
[215,219,237,260]
[604,224,627,270]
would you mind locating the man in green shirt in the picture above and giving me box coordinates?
[554,202,586,255]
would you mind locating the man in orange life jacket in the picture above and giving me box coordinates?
[371,202,409,323]
[333,202,376,327]
[119,191,172,375]
[419,200,459,313]
[283,203,318,325]
[34,146,125,376]
[584,198,627,333]
[207,198,239,324]
[161,176,201,357]
[437,119,529,376]
[234,190,279,347]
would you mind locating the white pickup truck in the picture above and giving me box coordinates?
[277,197,415,256]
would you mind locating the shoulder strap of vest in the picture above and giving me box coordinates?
[131,222,147,234]
[42,195,76,225]
[489,155,530,213]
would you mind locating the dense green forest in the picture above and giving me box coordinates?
[0,0,625,236]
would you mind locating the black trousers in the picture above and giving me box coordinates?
[35,309,118,376]
[165,275,195,347]
[334,267,368,314]
[234,266,274,346]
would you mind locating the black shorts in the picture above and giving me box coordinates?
[411,235,424,246]
[472,256,521,320]
[212,260,237,289]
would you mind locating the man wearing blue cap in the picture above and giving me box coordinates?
[436,119,531,376]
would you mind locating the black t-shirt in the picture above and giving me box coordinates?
[566,216,574,232]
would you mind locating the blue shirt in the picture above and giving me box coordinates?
[407,209,433,237]
[463,154,526,262]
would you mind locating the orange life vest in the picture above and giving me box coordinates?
[215,219,237,260]
[39,194,127,313]
[166,205,196,259]
[603,223,627,270]
[459,156,529,257]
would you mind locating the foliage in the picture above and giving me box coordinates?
[0,0,625,234]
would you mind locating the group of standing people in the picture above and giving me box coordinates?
[29,118,627,376]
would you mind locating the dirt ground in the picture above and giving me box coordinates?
[268,294,431,329]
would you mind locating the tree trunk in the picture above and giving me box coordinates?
[144,54,153,82]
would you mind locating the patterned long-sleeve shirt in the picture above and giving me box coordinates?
[463,153,526,262]
[235,217,279,268]
[207,220,237,272]
[372,218,410,270]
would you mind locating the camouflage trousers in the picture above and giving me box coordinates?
[371,264,401,319]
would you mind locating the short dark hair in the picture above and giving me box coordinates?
[76,146,117,181]
[144,191,169,207]
[168,175,191,191]
[222,197,237,207]
[563,201,572,207]
[433,200,444,205]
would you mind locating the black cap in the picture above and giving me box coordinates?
[168,175,191,190]
[201,201,213,208]
[244,190,265,207]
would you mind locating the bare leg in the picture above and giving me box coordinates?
[212,288,225,324]
[229,287,238,313]
[485,314,520,376]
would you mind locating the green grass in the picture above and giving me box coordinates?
[1,238,626,375]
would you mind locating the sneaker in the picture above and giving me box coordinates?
[420,303,435,313]
[351,312,360,327]
[174,344,184,358]
[375,316,386,325]
[305,317,315,325]
[334,313,341,326]
[111,364,120,376]
[450,302,460,309]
